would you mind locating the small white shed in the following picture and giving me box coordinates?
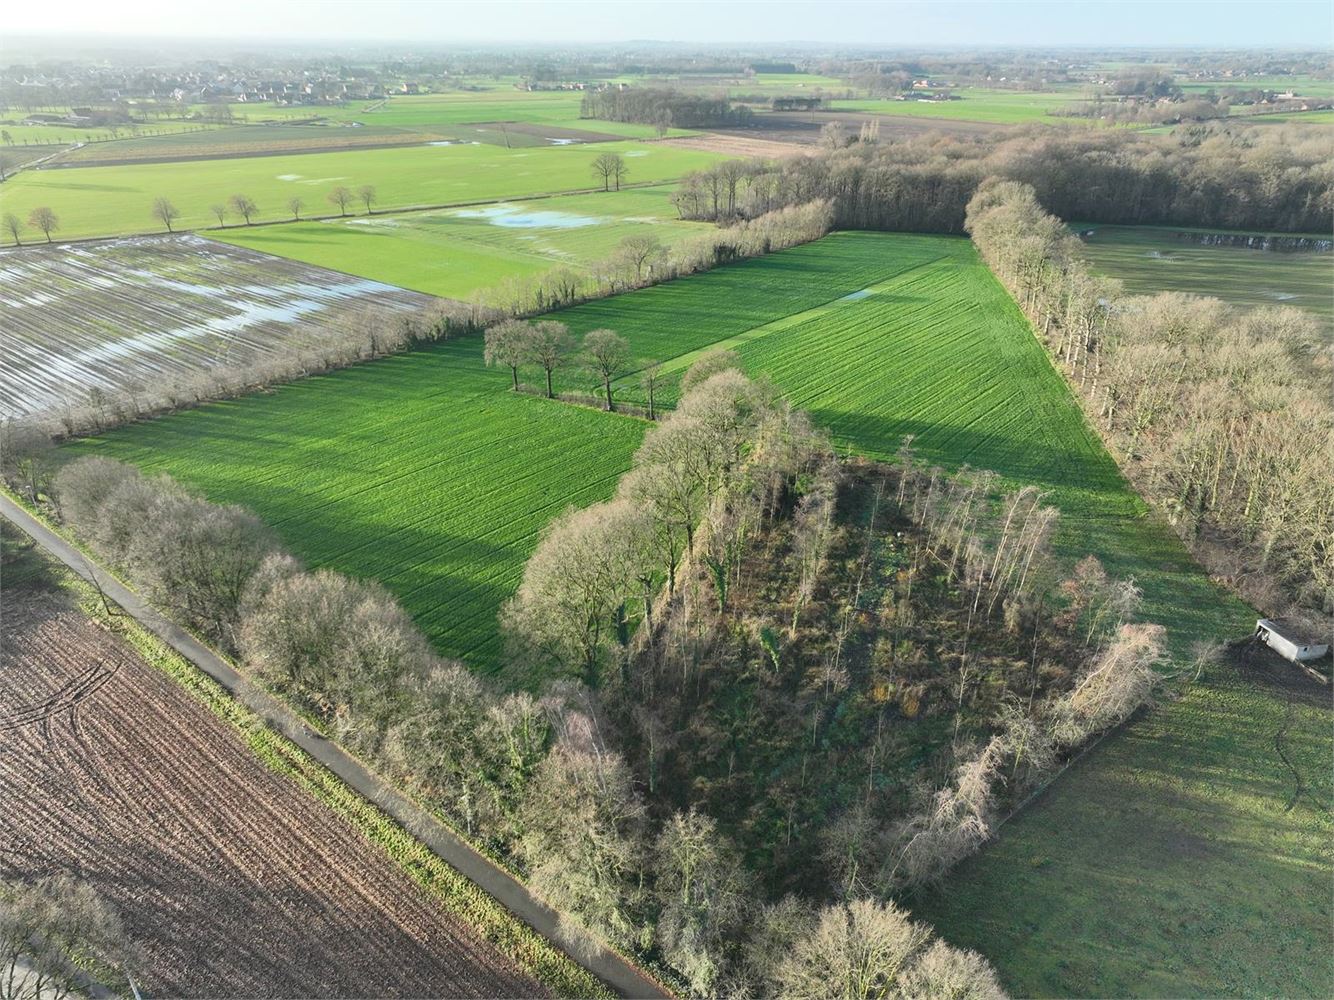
[1255,619,1330,663]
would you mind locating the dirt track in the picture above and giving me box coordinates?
[0,591,547,998]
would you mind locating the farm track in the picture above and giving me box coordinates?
[0,496,670,999]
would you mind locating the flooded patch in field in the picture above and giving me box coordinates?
[624,151,649,157]
[840,288,875,301]
[453,204,601,229]
[0,234,434,418]
[427,140,480,146]
[276,173,303,181]
[546,138,577,145]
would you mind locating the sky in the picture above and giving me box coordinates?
[1,0,1328,48]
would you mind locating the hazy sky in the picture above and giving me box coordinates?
[3,0,1328,47]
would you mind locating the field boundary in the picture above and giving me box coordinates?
[0,493,671,1000]
[0,178,693,250]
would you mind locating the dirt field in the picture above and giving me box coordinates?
[0,581,546,998]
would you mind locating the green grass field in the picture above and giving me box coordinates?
[0,140,725,240]
[60,232,1326,995]
[203,92,690,138]
[67,339,645,672]
[829,87,1096,124]
[1078,225,1332,330]
[212,186,711,300]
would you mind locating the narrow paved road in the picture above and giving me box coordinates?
[0,494,670,1000]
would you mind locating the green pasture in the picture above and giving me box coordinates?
[829,87,1096,124]
[56,231,1325,995]
[210,92,690,137]
[1078,224,1332,330]
[918,654,1331,998]
[1181,74,1334,97]
[213,186,710,300]
[1229,108,1334,126]
[68,339,645,672]
[0,140,725,240]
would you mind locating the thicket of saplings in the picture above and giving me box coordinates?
[965,180,1333,615]
[21,361,1117,999]
[501,356,1164,994]
[670,120,1331,234]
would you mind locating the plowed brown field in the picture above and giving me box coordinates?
[0,593,547,999]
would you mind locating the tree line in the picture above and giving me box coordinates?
[965,179,1332,613]
[476,200,834,317]
[669,121,1331,234]
[580,88,754,129]
[30,402,1009,998]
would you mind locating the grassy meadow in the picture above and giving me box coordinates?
[829,87,1096,124]
[59,231,1324,995]
[0,140,724,240]
[213,186,711,300]
[1078,225,1333,330]
[68,338,645,672]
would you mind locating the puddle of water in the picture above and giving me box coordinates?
[427,140,480,146]
[276,174,303,181]
[453,204,601,229]
[624,151,649,158]
[840,289,874,301]
[546,138,577,145]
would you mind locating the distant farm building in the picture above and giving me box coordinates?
[1254,619,1330,662]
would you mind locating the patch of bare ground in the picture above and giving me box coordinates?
[0,592,546,999]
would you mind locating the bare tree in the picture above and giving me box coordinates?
[819,120,846,150]
[358,184,377,214]
[612,233,665,284]
[591,152,627,192]
[519,711,647,948]
[775,898,930,1000]
[0,154,10,182]
[582,328,630,411]
[0,421,55,504]
[287,196,304,220]
[501,498,649,685]
[680,349,743,394]
[2,212,22,246]
[483,318,530,391]
[524,320,576,399]
[27,206,58,242]
[327,185,353,217]
[640,361,663,421]
[151,196,180,232]
[653,809,749,996]
[228,193,257,225]
[654,109,674,138]
[210,203,228,227]
[0,876,130,1000]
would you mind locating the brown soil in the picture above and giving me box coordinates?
[0,593,546,999]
